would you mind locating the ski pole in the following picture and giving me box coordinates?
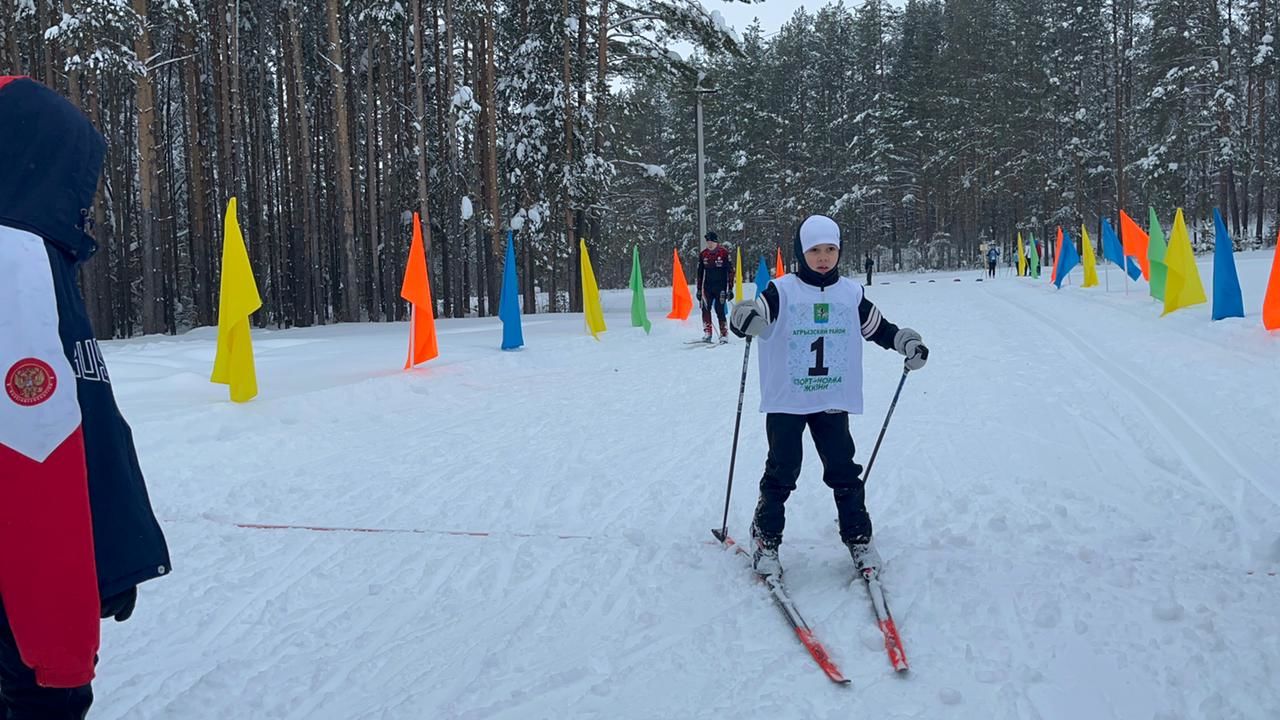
[713,337,752,543]
[862,363,910,485]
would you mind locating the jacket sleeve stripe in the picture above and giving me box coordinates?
[0,225,82,460]
[860,303,882,339]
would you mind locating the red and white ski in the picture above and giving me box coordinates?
[714,531,851,685]
[859,570,909,672]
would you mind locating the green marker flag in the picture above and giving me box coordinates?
[1147,207,1169,302]
[629,245,651,333]
[1027,232,1041,279]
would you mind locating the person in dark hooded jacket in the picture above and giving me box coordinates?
[729,214,928,579]
[0,76,170,719]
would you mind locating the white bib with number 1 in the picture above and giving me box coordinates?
[756,274,864,415]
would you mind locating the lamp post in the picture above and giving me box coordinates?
[694,81,718,250]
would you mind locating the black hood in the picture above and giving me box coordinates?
[792,223,843,288]
[0,76,105,262]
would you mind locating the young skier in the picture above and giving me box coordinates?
[696,231,733,343]
[729,214,929,578]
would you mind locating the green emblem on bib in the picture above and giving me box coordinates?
[813,303,829,324]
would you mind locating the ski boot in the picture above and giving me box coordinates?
[751,523,782,577]
[846,536,882,580]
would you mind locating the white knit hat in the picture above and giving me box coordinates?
[798,215,841,253]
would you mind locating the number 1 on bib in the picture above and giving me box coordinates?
[809,336,829,376]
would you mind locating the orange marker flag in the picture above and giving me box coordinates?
[1264,229,1280,331]
[401,212,439,368]
[667,248,693,320]
[775,247,785,277]
[1119,209,1151,280]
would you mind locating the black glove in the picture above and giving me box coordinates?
[101,586,138,622]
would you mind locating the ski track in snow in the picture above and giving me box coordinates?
[87,262,1280,719]
[989,282,1279,566]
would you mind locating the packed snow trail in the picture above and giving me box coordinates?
[90,256,1278,719]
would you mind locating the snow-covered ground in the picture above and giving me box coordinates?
[93,251,1279,719]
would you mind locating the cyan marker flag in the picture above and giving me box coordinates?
[1053,229,1081,288]
[754,257,771,298]
[499,231,524,349]
[1211,208,1245,320]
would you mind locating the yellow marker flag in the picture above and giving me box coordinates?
[1162,208,1208,315]
[1080,224,1100,288]
[1016,233,1027,276]
[579,238,607,339]
[734,246,744,302]
[210,197,262,402]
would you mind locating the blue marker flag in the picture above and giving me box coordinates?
[1053,229,1081,288]
[1103,218,1142,280]
[499,231,524,349]
[754,257,771,298]
[1211,208,1245,320]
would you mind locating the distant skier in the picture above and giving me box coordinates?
[986,246,1000,278]
[730,215,929,579]
[864,254,874,286]
[696,231,733,343]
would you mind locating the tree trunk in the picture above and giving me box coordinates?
[1256,0,1269,246]
[2,7,19,72]
[286,2,319,325]
[442,0,463,316]
[87,88,115,337]
[516,0,536,315]
[481,0,501,311]
[275,19,298,327]
[1111,0,1126,213]
[255,77,279,326]
[412,0,435,268]
[365,24,383,321]
[160,53,179,333]
[230,0,243,193]
[180,29,214,328]
[110,82,136,336]
[589,0,608,264]
[133,0,164,334]
[384,38,401,320]
[561,0,577,313]
[212,0,233,216]
[440,0,462,318]
[242,69,263,327]
[326,0,361,321]
[34,0,54,86]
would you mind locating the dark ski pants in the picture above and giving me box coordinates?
[752,411,871,546]
[700,293,727,335]
[0,603,93,720]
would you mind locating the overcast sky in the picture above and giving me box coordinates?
[708,0,814,36]
[707,0,907,37]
